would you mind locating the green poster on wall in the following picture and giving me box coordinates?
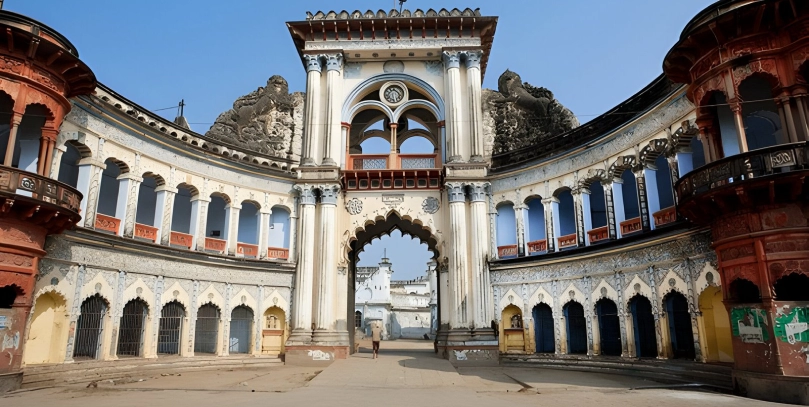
[774,307,809,344]
[730,307,769,343]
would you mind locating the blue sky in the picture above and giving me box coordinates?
[10,0,714,279]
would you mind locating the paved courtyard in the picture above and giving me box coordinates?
[2,340,789,407]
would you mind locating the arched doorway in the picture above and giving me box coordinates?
[117,299,149,357]
[532,303,554,353]
[229,306,254,354]
[262,307,286,355]
[158,301,185,355]
[501,304,524,352]
[664,292,695,359]
[629,295,658,358]
[563,301,587,354]
[595,298,621,356]
[25,292,69,365]
[698,286,733,362]
[194,303,220,354]
[73,295,108,360]
[773,273,809,301]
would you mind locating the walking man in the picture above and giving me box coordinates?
[371,321,382,359]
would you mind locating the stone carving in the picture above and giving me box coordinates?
[383,60,405,73]
[485,70,579,154]
[422,197,440,214]
[345,198,363,215]
[205,75,303,158]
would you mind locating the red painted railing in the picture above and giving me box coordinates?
[653,206,677,227]
[94,213,120,234]
[587,226,609,244]
[620,217,642,235]
[204,237,227,253]
[527,239,547,254]
[134,223,158,243]
[237,242,259,258]
[558,233,577,249]
[170,231,193,250]
[267,247,289,260]
[497,244,518,258]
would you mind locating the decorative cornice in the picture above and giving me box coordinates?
[305,8,481,21]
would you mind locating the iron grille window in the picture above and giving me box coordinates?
[229,306,253,354]
[73,295,107,359]
[117,299,148,357]
[354,311,363,328]
[194,304,219,354]
[158,301,185,355]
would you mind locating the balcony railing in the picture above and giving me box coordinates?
[94,213,120,234]
[267,247,289,260]
[497,244,518,258]
[134,223,158,243]
[653,206,677,228]
[348,154,388,170]
[675,142,808,203]
[398,154,440,169]
[558,233,577,250]
[170,231,193,250]
[620,217,642,236]
[527,239,547,255]
[237,242,259,258]
[347,153,439,170]
[587,226,609,244]
[204,237,227,253]
[0,165,82,214]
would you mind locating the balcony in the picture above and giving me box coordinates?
[620,218,642,236]
[344,153,442,190]
[675,142,809,223]
[558,233,577,250]
[0,165,83,233]
[653,206,677,228]
[169,231,193,250]
[587,226,609,244]
[237,242,259,258]
[204,237,227,253]
[267,247,289,260]
[134,223,158,243]
[497,244,518,259]
[527,239,547,255]
[94,214,121,234]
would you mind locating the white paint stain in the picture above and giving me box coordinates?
[307,350,332,361]
[453,350,467,361]
[2,332,19,350]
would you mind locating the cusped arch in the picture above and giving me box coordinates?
[342,73,445,122]
[347,211,440,263]
[608,155,637,179]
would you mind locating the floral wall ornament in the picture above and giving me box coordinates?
[345,198,363,215]
[422,197,440,214]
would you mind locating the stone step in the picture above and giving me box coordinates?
[21,356,283,389]
[500,355,733,391]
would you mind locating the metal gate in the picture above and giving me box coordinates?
[229,306,253,354]
[158,301,185,355]
[194,304,220,354]
[532,303,555,353]
[564,301,587,354]
[630,295,658,357]
[117,299,148,357]
[665,292,695,359]
[596,299,622,356]
[73,295,107,359]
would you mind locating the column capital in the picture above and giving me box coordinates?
[303,54,324,73]
[446,182,466,203]
[226,203,242,210]
[541,196,559,205]
[318,184,341,205]
[116,173,143,182]
[464,50,483,70]
[77,157,107,169]
[465,181,490,202]
[442,51,461,70]
[190,196,212,203]
[154,185,178,194]
[324,53,344,72]
[294,184,318,205]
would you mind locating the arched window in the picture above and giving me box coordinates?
[195,304,220,354]
[728,279,761,303]
[117,299,148,357]
[158,301,185,355]
[654,156,675,212]
[739,75,782,150]
[355,310,363,329]
[229,306,254,354]
[134,174,162,243]
[0,91,14,163]
[168,183,197,249]
[204,193,229,253]
[73,295,108,359]
[96,158,124,224]
[690,136,707,169]
[496,203,517,258]
[57,142,82,188]
[773,273,809,301]
[554,189,576,249]
[237,201,261,258]
[14,104,49,172]
[269,206,291,250]
[589,181,607,229]
[524,197,546,255]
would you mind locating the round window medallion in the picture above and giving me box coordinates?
[379,82,408,107]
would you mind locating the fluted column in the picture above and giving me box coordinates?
[446,182,469,329]
[76,158,107,228]
[467,182,491,332]
[154,185,177,245]
[487,188,498,259]
[49,145,65,179]
[465,50,485,162]
[289,185,316,344]
[314,184,340,343]
[322,54,343,166]
[443,51,463,162]
[302,54,324,166]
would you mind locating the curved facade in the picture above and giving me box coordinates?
[0,2,806,404]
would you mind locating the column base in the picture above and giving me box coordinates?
[286,328,313,345]
[436,328,499,366]
[469,154,484,162]
[284,345,349,367]
[733,369,809,405]
[300,158,316,166]
[321,158,337,166]
[312,329,345,345]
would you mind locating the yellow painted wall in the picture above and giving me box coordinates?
[24,293,69,365]
[699,287,734,363]
[261,307,286,355]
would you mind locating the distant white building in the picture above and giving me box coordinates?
[354,256,437,340]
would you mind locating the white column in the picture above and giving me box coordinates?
[468,182,491,332]
[550,198,562,251]
[572,188,586,247]
[428,261,438,335]
[121,176,142,238]
[288,201,298,262]
[443,51,463,162]
[301,54,323,166]
[314,184,340,343]
[224,203,241,255]
[153,185,177,245]
[446,182,469,329]
[322,54,343,166]
[289,185,316,343]
[49,145,65,179]
[643,167,660,230]
[114,174,138,235]
[542,197,557,252]
[189,196,209,249]
[611,179,625,239]
[465,50,485,162]
[581,190,593,245]
[514,204,526,257]
[258,207,272,259]
[76,158,107,228]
